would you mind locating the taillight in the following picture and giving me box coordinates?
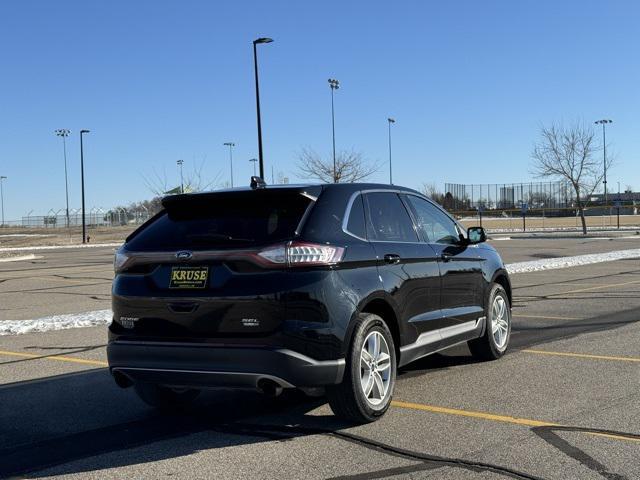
[114,249,131,273]
[256,241,344,267]
[287,242,344,265]
[256,244,287,265]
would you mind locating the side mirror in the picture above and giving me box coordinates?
[467,226,486,244]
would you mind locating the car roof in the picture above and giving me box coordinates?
[163,182,422,205]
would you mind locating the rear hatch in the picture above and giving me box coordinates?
[112,187,321,340]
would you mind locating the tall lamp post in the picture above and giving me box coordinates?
[328,78,340,183]
[79,130,90,243]
[594,119,613,207]
[223,142,235,187]
[249,158,258,176]
[387,118,395,184]
[0,176,6,227]
[177,159,184,193]
[55,129,71,227]
[253,37,273,180]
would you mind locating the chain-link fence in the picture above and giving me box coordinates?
[0,209,151,228]
[444,181,574,211]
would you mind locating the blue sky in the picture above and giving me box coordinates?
[0,0,638,220]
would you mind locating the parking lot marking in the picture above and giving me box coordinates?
[514,314,580,321]
[391,400,557,428]
[0,349,108,367]
[554,279,640,296]
[522,349,640,363]
[391,401,640,443]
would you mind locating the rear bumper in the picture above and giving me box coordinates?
[107,341,345,389]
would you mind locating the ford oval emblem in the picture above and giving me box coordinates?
[176,251,193,261]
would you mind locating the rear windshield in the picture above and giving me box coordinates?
[126,191,313,251]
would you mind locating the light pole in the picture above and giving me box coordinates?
[253,37,273,180]
[249,158,258,177]
[224,142,235,187]
[0,176,6,227]
[594,119,613,206]
[55,129,71,227]
[328,78,340,183]
[387,118,395,184]
[177,159,184,193]
[80,130,90,243]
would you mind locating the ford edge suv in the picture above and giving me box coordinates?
[108,182,512,423]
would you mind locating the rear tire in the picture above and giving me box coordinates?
[134,383,200,411]
[327,313,396,424]
[468,283,511,360]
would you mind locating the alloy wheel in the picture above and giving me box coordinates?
[491,294,510,350]
[360,331,392,406]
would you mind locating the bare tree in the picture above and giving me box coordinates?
[421,182,445,205]
[142,157,221,196]
[297,148,379,183]
[531,122,612,234]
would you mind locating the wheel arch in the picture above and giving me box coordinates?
[491,269,512,306]
[346,296,402,360]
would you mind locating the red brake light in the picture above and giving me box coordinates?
[256,241,344,267]
[287,241,344,266]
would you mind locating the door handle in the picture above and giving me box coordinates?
[383,254,401,264]
[440,252,453,262]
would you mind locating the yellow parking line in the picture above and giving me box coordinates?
[514,314,580,321]
[391,400,556,427]
[0,349,108,367]
[1,347,638,443]
[391,400,640,443]
[555,279,640,296]
[523,349,640,363]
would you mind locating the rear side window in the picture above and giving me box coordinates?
[345,194,366,239]
[126,192,312,251]
[364,192,418,242]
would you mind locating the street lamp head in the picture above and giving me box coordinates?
[388,118,395,124]
[328,78,340,89]
[254,37,273,44]
[80,129,90,134]
[55,129,71,137]
[224,142,235,147]
[595,119,613,125]
[0,176,6,180]
[177,159,184,165]
[249,158,257,162]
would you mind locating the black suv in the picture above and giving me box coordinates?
[108,182,512,423]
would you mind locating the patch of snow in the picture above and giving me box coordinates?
[0,234,53,238]
[0,310,112,336]
[0,242,122,253]
[487,226,639,233]
[507,248,640,274]
[0,254,37,263]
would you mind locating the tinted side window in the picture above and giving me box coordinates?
[405,195,460,245]
[346,194,366,239]
[365,192,418,242]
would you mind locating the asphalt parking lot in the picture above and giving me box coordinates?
[0,237,639,479]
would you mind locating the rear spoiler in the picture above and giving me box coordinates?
[161,186,323,210]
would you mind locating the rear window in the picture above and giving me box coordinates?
[365,192,418,242]
[126,191,313,251]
